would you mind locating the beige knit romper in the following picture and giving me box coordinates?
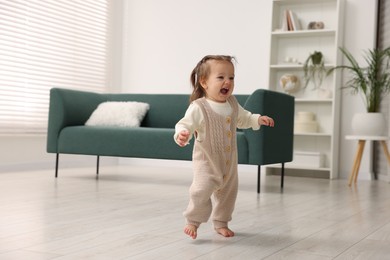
[184,96,239,229]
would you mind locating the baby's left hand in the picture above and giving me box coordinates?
[259,115,275,127]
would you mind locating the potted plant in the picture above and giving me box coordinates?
[303,51,332,97]
[327,46,390,135]
[303,51,326,88]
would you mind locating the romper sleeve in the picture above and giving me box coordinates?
[237,104,261,130]
[174,103,204,145]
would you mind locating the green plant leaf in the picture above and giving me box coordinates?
[328,47,390,112]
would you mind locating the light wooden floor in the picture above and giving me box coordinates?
[1,163,390,260]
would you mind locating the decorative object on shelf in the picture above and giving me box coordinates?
[303,50,333,98]
[279,74,300,94]
[327,47,390,135]
[308,21,325,30]
[284,56,300,64]
[303,51,327,89]
[290,151,325,168]
[294,111,318,133]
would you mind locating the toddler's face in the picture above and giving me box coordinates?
[201,60,235,103]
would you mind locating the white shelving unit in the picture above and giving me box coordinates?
[267,0,344,179]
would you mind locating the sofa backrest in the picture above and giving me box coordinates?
[47,88,251,131]
[106,93,250,128]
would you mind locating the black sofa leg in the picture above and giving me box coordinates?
[281,163,285,188]
[96,156,100,179]
[55,153,59,178]
[257,165,261,194]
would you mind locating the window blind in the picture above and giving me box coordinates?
[0,0,112,134]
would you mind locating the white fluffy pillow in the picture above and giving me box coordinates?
[85,101,150,127]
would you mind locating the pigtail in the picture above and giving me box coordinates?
[189,63,205,103]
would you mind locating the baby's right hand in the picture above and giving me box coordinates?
[177,130,190,147]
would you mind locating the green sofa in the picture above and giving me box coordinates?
[47,88,294,193]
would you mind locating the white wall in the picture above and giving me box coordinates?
[0,0,380,181]
[0,135,117,173]
[0,135,52,172]
[121,0,272,94]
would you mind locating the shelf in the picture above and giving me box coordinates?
[294,132,332,137]
[273,0,337,4]
[272,29,336,38]
[269,0,344,179]
[270,64,302,69]
[295,98,333,103]
[270,63,334,70]
[266,163,330,171]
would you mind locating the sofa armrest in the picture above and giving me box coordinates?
[243,89,294,165]
[46,88,106,153]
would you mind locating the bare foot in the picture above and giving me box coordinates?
[215,227,235,237]
[184,224,198,239]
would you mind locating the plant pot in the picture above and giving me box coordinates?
[351,112,386,136]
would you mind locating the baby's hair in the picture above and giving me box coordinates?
[189,55,236,102]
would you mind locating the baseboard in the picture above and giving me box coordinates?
[266,167,330,179]
[118,158,192,168]
[0,155,119,173]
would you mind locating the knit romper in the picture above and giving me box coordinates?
[184,96,239,229]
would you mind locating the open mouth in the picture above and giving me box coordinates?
[220,88,229,95]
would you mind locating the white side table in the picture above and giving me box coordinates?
[345,135,390,186]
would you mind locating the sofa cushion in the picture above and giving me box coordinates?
[85,101,150,127]
[57,126,249,163]
[58,126,193,160]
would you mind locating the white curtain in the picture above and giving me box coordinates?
[0,0,112,134]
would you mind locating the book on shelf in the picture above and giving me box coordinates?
[282,9,301,31]
[289,10,301,30]
[286,10,294,31]
[282,10,289,31]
